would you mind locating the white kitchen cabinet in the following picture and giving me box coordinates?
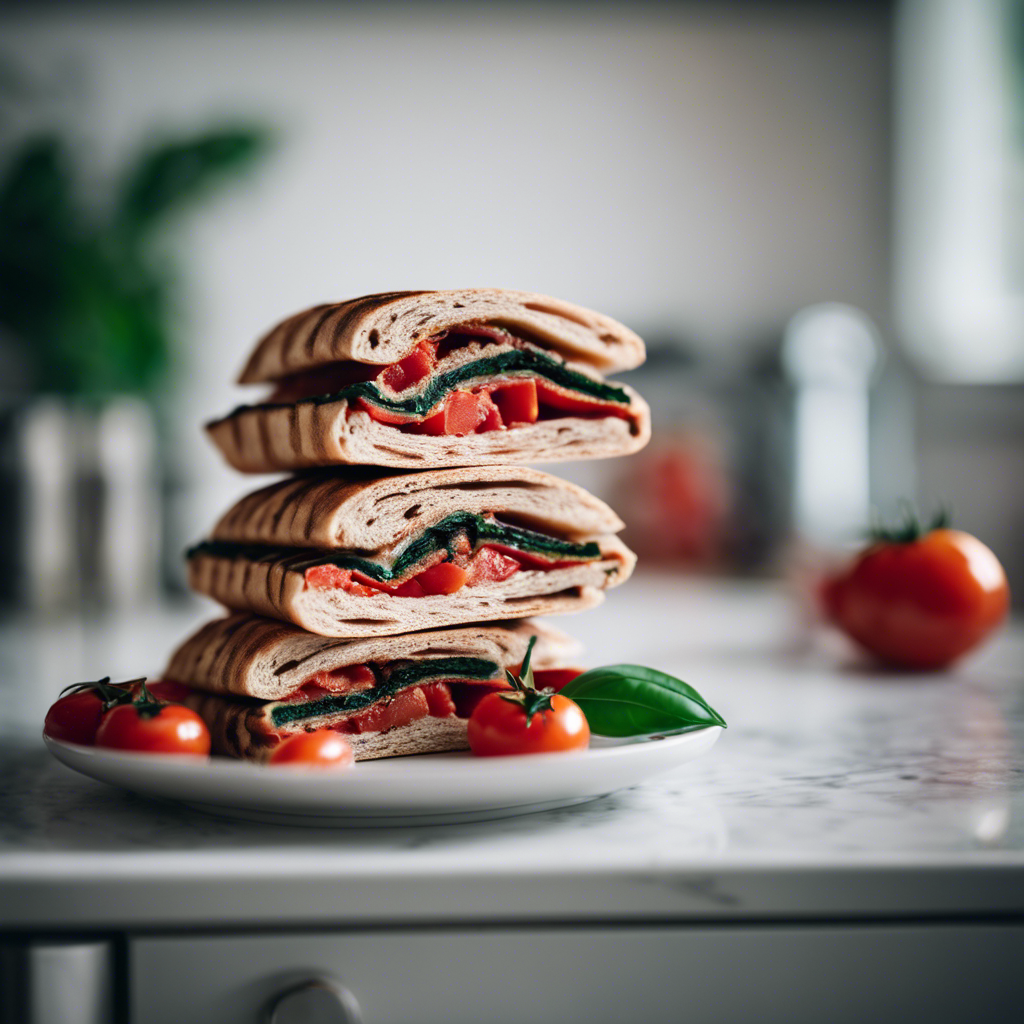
[130,924,1021,1024]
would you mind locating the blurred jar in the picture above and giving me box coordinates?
[0,397,161,612]
[610,345,791,574]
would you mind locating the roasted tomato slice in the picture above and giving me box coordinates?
[476,391,504,432]
[421,681,457,717]
[491,379,539,425]
[467,546,521,585]
[289,664,377,701]
[392,577,426,597]
[356,398,419,426]
[335,685,431,734]
[378,342,436,393]
[416,390,489,436]
[414,561,469,595]
[304,565,379,596]
[534,380,631,419]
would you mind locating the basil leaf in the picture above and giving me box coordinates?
[559,664,727,738]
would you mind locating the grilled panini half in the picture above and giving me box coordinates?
[187,465,635,638]
[207,289,650,472]
[166,615,575,761]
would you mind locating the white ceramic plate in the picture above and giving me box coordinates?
[44,728,722,827]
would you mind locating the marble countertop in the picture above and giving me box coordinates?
[2,577,1023,929]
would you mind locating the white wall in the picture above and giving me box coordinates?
[3,4,890,533]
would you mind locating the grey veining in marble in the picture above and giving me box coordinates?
[2,579,1023,927]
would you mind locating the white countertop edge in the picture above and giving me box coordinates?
[3,863,1023,931]
[3,849,1024,880]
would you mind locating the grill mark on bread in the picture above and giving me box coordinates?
[331,292,422,359]
[271,476,320,536]
[237,289,643,391]
[302,304,339,359]
[280,305,330,374]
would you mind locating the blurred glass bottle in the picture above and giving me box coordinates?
[0,397,160,612]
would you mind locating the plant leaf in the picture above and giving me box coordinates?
[520,635,537,691]
[559,664,726,738]
[115,126,271,231]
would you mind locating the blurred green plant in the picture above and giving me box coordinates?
[0,126,270,397]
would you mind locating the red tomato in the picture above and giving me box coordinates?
[379,343,435,392]
[491,379,539,425]
[44,690,109,745]
[418,390,488,436]
[304,564,379,596]
[532,668,585,691]
[414,561,469,595]
[356,398,418,427]
[476,392,504,432]
[824,528,1010,670]
[44,678,143,745]
[268,730,354,768]
[146,680,194,704]
[467,546,521,585]
[468,691,590,757]
[392,577,426,597]
[95,702,211,756]
[534,380,631,420]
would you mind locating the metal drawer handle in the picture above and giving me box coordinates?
[263,977,363,1024]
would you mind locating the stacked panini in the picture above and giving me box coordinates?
[165,289,649,761]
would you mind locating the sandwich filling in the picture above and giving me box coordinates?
[189,511,609,599]
[270,656,503,731]
[231,327,638,437]
[193,655,573,748]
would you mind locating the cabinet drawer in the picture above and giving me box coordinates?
[131,922,1020,1024]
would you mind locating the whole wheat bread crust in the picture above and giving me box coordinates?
[238,289,645,383]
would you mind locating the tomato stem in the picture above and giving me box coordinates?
[868,504,950,544]
[58,676,145,711]
[500,636,555,722]
[498,688,556,724]
[130,679,167,720]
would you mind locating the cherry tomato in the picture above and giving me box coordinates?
[43,677,142,745]
[268,730,354,768]
[468,691,590,757]
[95,702,211,756]
[824,527,1010,670]
[44,690,109,745]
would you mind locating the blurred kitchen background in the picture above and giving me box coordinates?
[0,0,1022,617]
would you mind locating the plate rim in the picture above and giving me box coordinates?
[44,726,722,776]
